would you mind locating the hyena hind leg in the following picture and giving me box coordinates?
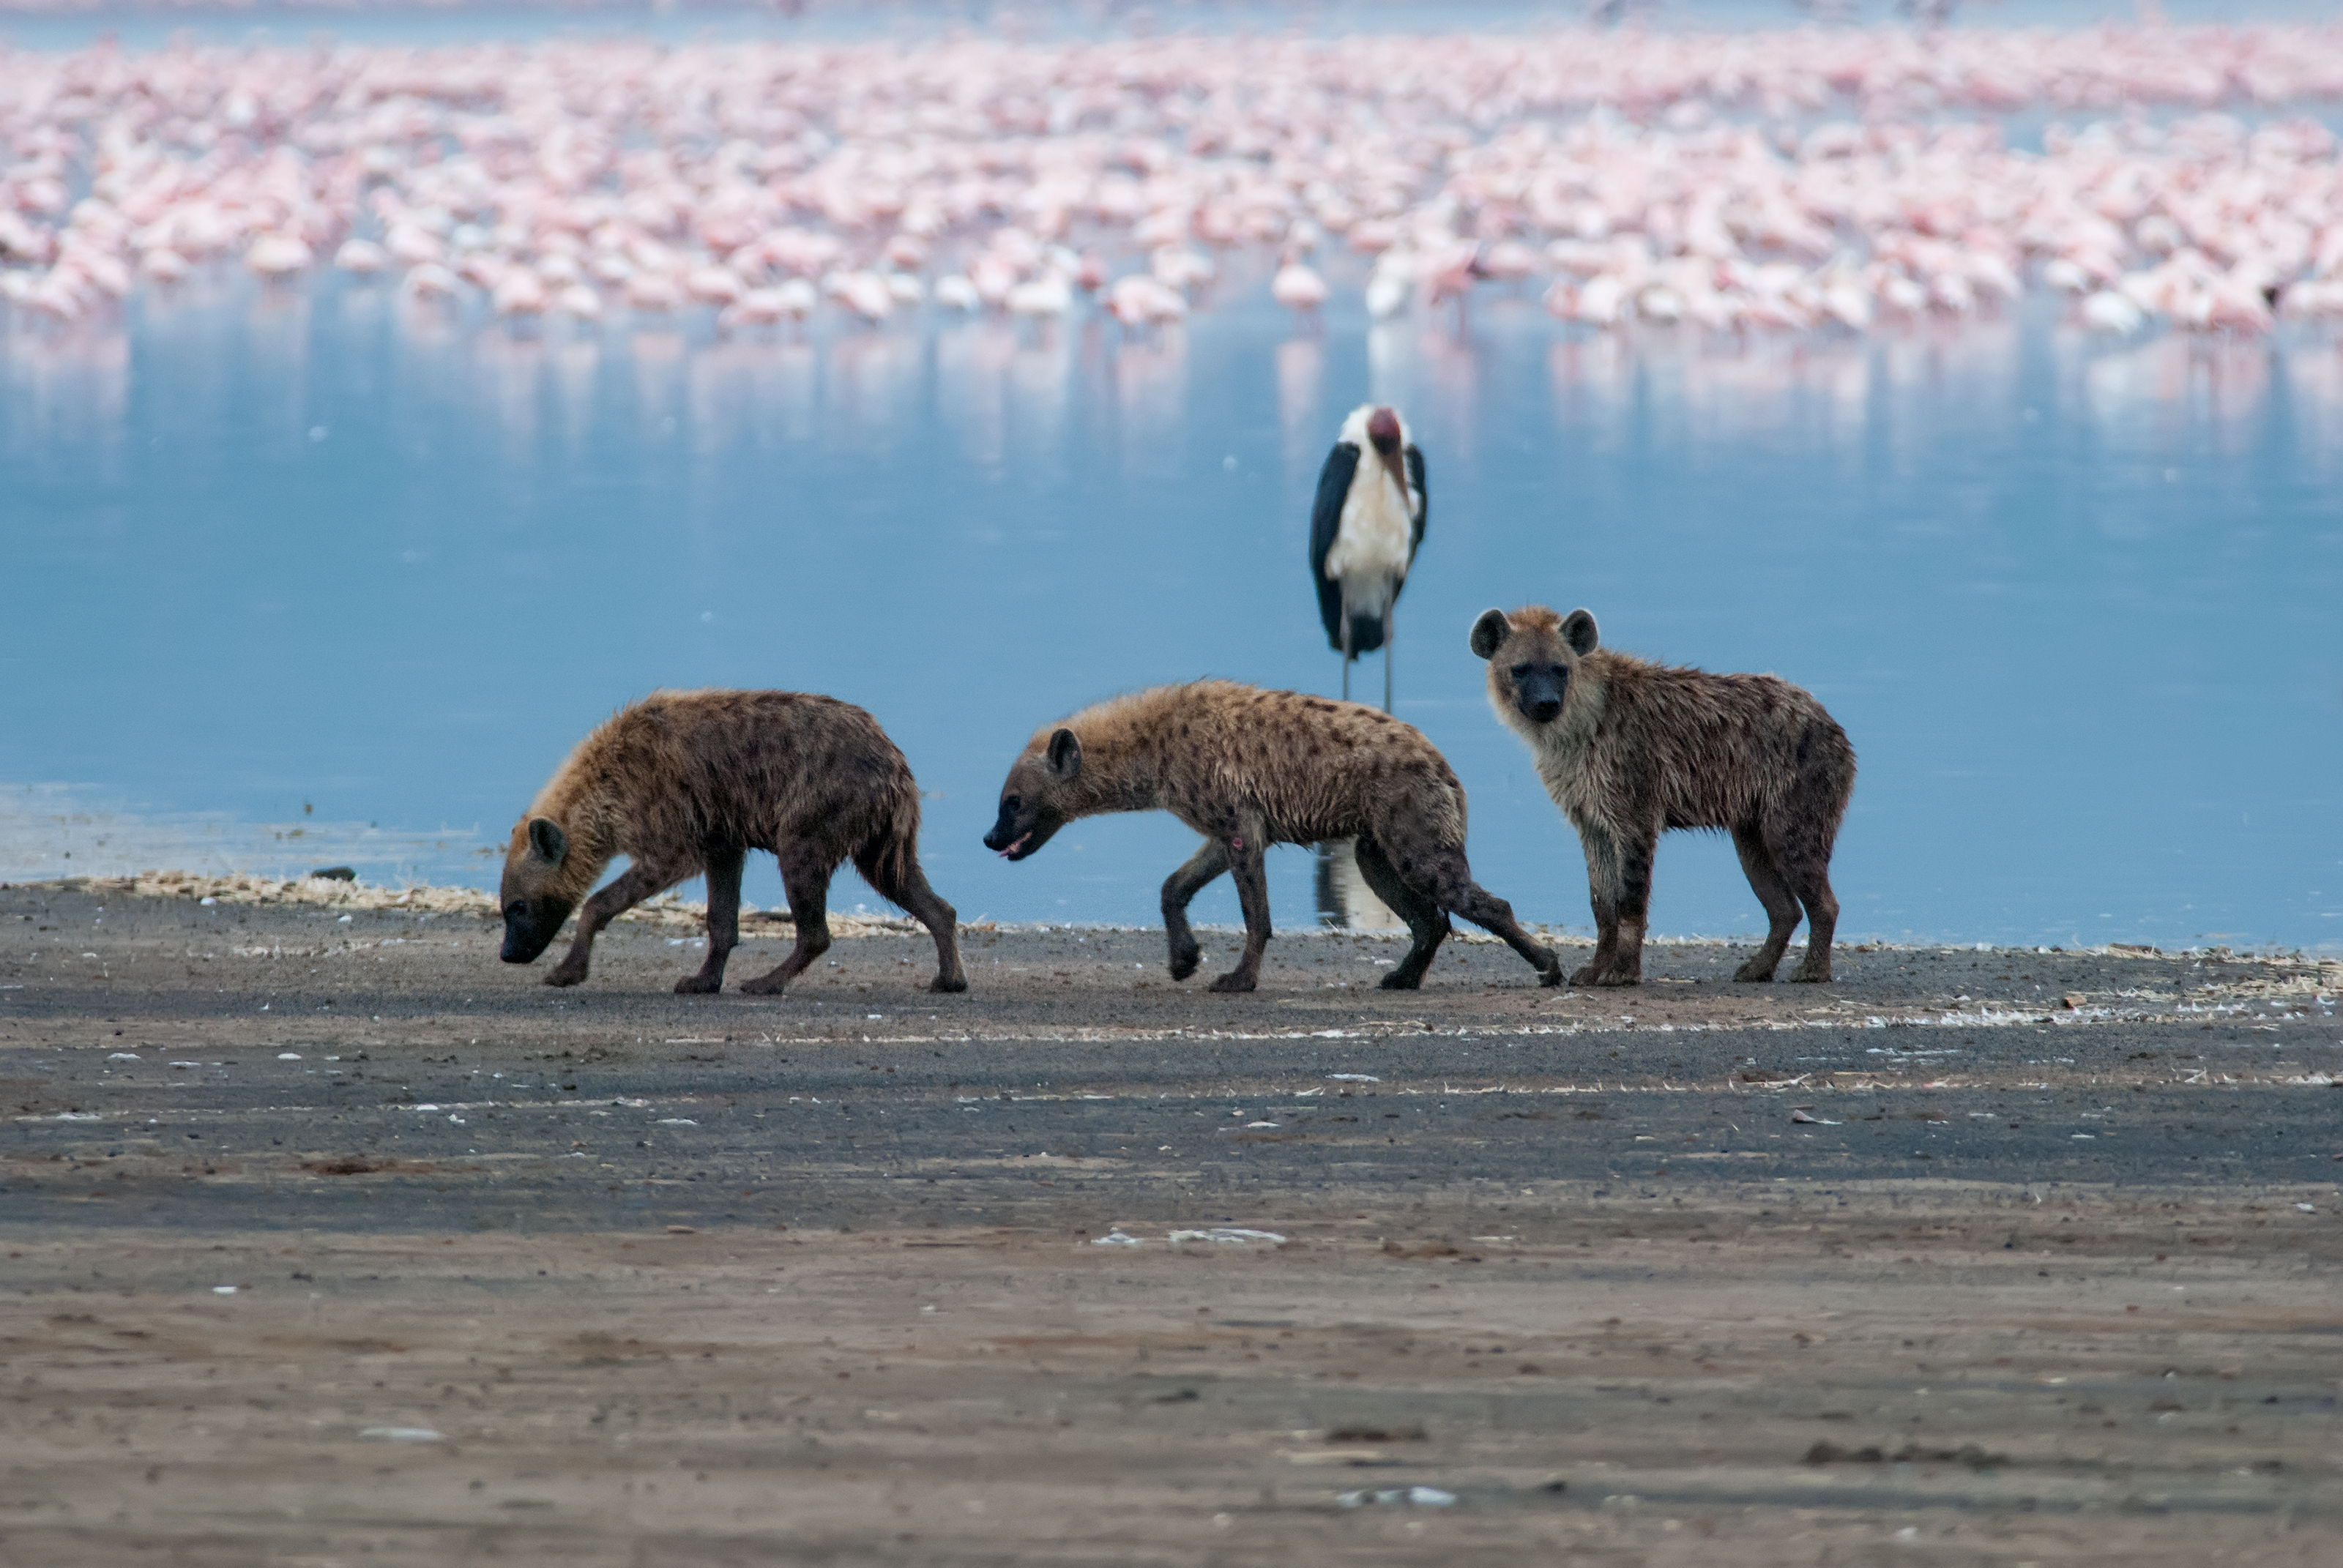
[738,848,836,997]
[1772,830,1840,984]
[1420,851,1563,987]
[1730,824,1803,984]
[1350,835,1450,990]
[854,840,967,994]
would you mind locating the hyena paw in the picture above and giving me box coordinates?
[1732,957,1778,983]
[1567,963,1604,988]
[1537,955,1565,988]
[543,965,586,988]
[929,974,969,994]
[1206,971,1257,994]
[674,974,723,995]
[1789,965,1833,984]
[737,973,789,996]
[1168,945,1202,982]
[1590,968,1640,988]
[1377,970,1423,991]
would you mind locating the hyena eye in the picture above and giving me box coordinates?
[1003,795,1023,813]
[504,903,526,922]
[1509,664,1532,681]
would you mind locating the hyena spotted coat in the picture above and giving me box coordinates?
[499,690,966,996]
[1471,607,1855,988]
[981,680,1560,993]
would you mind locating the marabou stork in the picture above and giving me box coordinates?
[1310,403,1426,711]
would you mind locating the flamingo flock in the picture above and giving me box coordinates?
[8,26,2343,340]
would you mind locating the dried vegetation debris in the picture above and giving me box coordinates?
[29,870,920,938]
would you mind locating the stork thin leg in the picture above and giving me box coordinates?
[1340,613,1352,703]
[1383,604,1395,713]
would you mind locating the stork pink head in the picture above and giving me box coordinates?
[1366,406,1403,455]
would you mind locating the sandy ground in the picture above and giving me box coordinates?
[2,881,2339,1565]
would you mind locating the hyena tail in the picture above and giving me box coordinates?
[851,771,926,905]
[1802,714,1858,837]
[850,765,967,994]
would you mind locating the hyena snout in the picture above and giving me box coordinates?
[983,795,1061,861]
[499,897,573,965]
[1513,667,1566,724]
[986,728,1081,862]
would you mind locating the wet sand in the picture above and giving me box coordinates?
[1,881,2338,1565]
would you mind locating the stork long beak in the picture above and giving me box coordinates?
[1363,407,1408,493]
[1377,446,1408,494]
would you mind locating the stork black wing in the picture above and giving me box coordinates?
[1310,440,1360,652]
[1405,443,1428,564]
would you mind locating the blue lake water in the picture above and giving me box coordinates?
[4,265,2339,952]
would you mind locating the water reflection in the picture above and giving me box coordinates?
[1275,336,1323,477]
[2284,340,2343,477]
[1314,839,1404,933]
[2071,331,2276,452]
[1111,326,1187,474]
[830,327,924,441]
[0,321,127,481]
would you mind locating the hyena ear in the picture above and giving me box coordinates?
[1468,608,1511,660]
[527,818,567,866]
[1045,728,1083,780]
[1560,608,1600,656]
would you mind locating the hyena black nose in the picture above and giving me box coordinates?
[982,825,1007,851]
[1529,698,1562,723]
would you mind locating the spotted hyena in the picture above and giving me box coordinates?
[1472,606,1855,986]
[981,679,1560,993]
[499,689,965,996]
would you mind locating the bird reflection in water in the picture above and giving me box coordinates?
[1314,840,1404,933]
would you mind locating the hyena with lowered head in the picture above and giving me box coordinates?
[981,680,1561,993]
[499,689,966,996]
[1470,606,1855,988]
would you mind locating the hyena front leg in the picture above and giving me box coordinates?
[1572,825,1623,988]
[546,858,687,988]
[1160,838,1229,982]
[1597,829,1658,986]
[674,843,745,994]
[1207,817,1273,993]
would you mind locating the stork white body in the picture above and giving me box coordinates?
[1309,403,1426,711]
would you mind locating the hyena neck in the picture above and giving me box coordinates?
[1053,692,1193,819]
[1068,728,1166,818]
[1553,663,1606,749]
[529,777,621,903]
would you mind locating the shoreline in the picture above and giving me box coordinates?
[2,870,2325,964]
